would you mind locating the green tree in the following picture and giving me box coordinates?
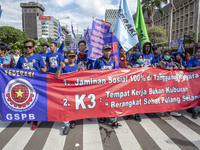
[47,37,54,45]
[142,0,167,27]
[147,25,168,45]
[0,26,29,45]
[38,38,47,45]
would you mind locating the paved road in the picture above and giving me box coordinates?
[0,111,200,150]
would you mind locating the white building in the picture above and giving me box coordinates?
[105,9,118,32]
[37,16,59,40]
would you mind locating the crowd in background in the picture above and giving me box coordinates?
[0,39,200,135]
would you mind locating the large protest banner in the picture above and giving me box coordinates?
[87,18,111,60]
[0,68,200,122]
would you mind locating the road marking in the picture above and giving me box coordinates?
[140,114,180,150]
[2,122,39,150]
[166,116,200,149]
[43,122,67,150]
[114,117,142,150]
[83,118,103,150]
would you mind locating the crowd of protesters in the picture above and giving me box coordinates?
[0,40,199,135]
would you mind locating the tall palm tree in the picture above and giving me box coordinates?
[142,0,168,27]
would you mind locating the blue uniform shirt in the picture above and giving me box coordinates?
[39,51,51,64]
[186,57,200,68]
[62,64,79,74]
[46,52,63,73]
[152,55,162,67]
[143,53,154,67]
[93,57,115,70]
[15,54,45,71]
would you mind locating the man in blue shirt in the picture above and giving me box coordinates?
[39,43,50,64]
[143,42,154,67]
[15,40,46,130]
[45,42,64,73]
[152,45,162,67]
[55,50,78,135]
[93,45,122,128]
[16,40,45,72]
[186,48,200,119]
[77,40,93,70]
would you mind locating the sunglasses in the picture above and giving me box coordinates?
[24,46,33,49]
[68,55,76,58]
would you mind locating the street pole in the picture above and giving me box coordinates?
[168,4,173,49]
[194,0,200,55]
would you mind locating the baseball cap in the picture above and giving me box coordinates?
[67,50,76,56]
[102,45,111,50]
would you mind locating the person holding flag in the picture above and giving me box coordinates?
[93,44,122,128]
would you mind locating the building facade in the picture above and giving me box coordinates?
[37,16,59,40]
[154,0,199,41]
[105,9,118,32]
[61,26,70,40]
[20,2,45,39]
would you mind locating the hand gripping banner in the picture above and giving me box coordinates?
[0,68,200,122]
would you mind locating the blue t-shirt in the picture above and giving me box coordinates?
[62,64,79,74]
[46,52,64,73]
[39,51,51,64]
[152,55,162,67]
[15,54,45,71]
[143,53,154,67]
[93,57,115,70]
[186,57,200,68]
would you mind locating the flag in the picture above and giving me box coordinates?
[84,28,90,45]
[114,0,138,52]
[169,37,183,47]
[135,0,150,49]
[58,41,64,54]
[69,39,78,53]
[54,23,64,43]
[71,23,76,39]
[0,5,2,19]
[80,35,83,41]
[178,43,185,53]
[103,32,120,69]
[87,18,111,60]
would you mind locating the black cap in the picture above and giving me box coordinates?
[67,50,76,56]
[102,44,111,50]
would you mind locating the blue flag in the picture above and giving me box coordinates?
[54,23,64,43]
[84,27,90,45]
[71,23,76,39]
[87,18,111,60]
[169,37,183,47]
[58,41,64,54]
[103,32,120,69]
[114,0,139,51]
[69,39,78,53]
[178,43,185,53]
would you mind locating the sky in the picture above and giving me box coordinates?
[0,0,169,35]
